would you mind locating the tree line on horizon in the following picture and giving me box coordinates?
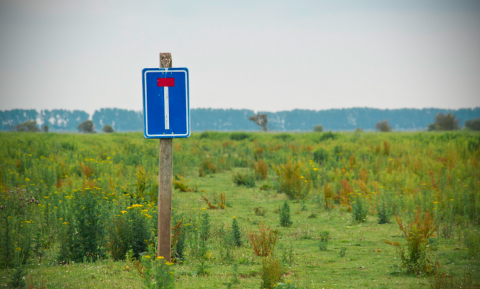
[1,107,480,133]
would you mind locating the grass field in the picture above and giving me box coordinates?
[1,131,479,288]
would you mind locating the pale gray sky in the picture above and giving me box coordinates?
[1,0,479,116]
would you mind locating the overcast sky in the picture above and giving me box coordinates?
[1,0,479,116]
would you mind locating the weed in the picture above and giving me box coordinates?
[201,195,218,210]
[464,230,480,258]
[231,216,242,247]
[280,240,294,266]
[429,267,480,289]
[279,202,293,227]
[230,132,250,141]
[141,253,175,289]
[199,158,218,177]
[232,171,256,188]
[260,256,283,289]
[255,207,267,217]
[171,219,185,262]
[313,148,328,164]
[385,209,437,274]
[377,198,390,224]
[249,223,278,257]
[318,231,330,251]
[254,160,269,180]
[339,246,347,257]
[274,161,309,200]
[7,265,26,289]
[351,194,369,223]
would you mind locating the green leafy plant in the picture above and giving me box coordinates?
[464,230,480,258]
[280,240,294,267]
[231,216,242,247]
[279,202,293,227]
[351,194,369,223]
[339,246,347,257]
[141,254,175,289]
[318,231,329,251]
[377,198,390,224]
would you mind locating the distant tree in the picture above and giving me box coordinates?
[42,124,49,133]
[355,127,363,132]
[375,120,392,132]
[102,124,114,133]
[78,120,95,133]
[313,125,323,132]
[428,113,459,131]
[464,119,480,131]
[16,120,40,132]
[249,113,268,132]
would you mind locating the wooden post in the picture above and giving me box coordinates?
[158,52,173,260]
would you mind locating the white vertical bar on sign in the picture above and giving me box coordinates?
[164,86,170,130]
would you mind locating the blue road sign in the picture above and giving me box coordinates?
[142,68,190,138]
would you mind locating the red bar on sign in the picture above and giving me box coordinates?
[157,78,175,87]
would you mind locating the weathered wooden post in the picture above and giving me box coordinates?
[158,52,173,260]
[142,53,190,261]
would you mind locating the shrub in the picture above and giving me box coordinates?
[384,209,437,274]
[428,113,460,131]
[279,202,292,227]
[230,132,250,141]
[260,256,283,289]
[107,204,150,261]
[375,120,392,132]
[232,171,255,188]
[16,120,40,132]
[199,158,218,177]
[78,120,95,133]
[313,125,323,132]
[102,124,115,133]
[274,161,308,200]
[231,216,242,247]
[318,131,335,141]
[254,160,269,180]
[465,119,480,131]
[313,148,328,164]
[42,124,49,132]
[63,189,104,262]
[254,146,264,160]
[249,223,278,257]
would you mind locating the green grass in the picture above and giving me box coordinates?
[1,131,479,288]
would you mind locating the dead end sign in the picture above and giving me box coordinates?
[142,67,190,138]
